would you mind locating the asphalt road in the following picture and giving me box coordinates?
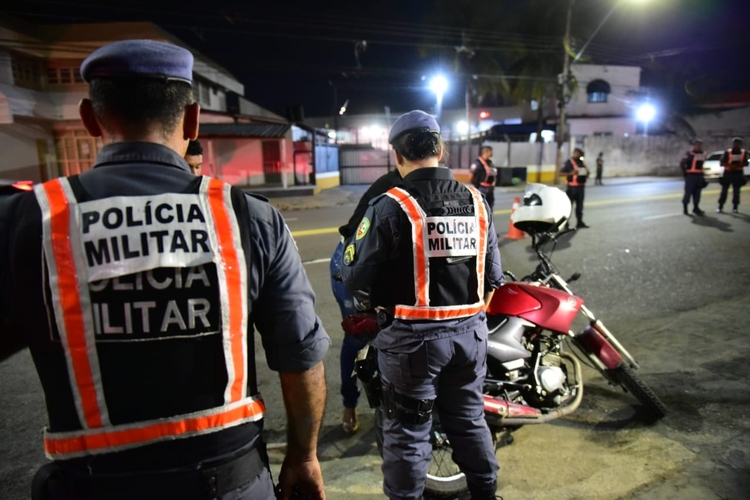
[2,179,749,499]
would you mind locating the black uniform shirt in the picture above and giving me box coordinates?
[0,142,330,471]
[341,167,503,312]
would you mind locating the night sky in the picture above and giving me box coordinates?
[5,0,750,117]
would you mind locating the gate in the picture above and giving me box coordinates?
[339,148,392,185]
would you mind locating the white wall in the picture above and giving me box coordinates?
[569,117,637,137]
[568,65,642,118]
[583,135,737,177]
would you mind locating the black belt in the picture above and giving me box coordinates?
[33,445,268,500]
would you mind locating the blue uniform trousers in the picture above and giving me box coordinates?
[682,174,704,209]
[377,325,499,500]
[718,171,745,209]
[330,241,365,408]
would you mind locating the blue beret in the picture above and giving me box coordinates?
[81,40,193,84]
[732,136,744,142]
[388,110,440,144]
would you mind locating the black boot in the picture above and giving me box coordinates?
[683,204,689,215]
[693,206,704,215]
[466,480,500,500]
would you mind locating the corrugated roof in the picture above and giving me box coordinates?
[199,123,291,138]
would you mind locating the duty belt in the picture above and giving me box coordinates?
[32,444,268,500]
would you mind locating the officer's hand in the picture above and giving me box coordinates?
[278,451,325,500]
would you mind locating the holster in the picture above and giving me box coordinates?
[354,345,382,408]
[381,381,435,425]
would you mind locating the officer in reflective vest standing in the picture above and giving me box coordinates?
[342,110,502,500]
[0,40,329,500]
[680,139,707,215]
[717,137,749,213]
[470,146,497,211]
[560,148,590,228]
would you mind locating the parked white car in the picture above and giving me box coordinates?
[702,151,724,179]
[702,150,750,179]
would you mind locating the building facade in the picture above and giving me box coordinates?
[0,17,317,190]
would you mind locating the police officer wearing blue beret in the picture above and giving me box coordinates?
[341,110,502,500]
[717,136,749,213]
[0,40,329,500]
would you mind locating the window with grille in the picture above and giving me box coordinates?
[11,55,43,88]
[47,66,85,86]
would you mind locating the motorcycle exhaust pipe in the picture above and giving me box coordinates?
[484,353,584,426]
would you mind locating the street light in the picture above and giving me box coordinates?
[636,103,656,136]
[429,74,449,120]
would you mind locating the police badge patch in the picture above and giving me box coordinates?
[343,244,355,265]
[355,217,370,240]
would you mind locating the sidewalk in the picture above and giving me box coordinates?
[266,176,679,212]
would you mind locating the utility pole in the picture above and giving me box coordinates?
[555,0,574,185]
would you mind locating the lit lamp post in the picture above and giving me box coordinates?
[636,103,656,137]
[429,74,449,121]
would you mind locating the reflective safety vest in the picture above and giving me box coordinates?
[477,157,496,188]
[567,158,588,187]
[384,186,488,321]
[33,176,264,460]
[684,151,705,174]
[725,149,747,172]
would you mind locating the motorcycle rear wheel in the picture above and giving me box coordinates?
[609,364,667,422]
[374,407,469,497]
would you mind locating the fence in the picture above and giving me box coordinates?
[339,148,393,185]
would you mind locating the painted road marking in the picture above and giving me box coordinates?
[289,186,748,238]
[643,213,684,221]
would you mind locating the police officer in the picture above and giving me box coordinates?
[330,168,403,434]
[0,40,329,500]
[717,136,749,213]
[680,139,707,215]
[560,148,590,228]
[470,145,497,211]
[185,139,204,175]
[341,110,502,500]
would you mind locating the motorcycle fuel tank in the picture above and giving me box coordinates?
[487,282,584,334]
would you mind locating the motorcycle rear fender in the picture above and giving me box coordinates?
[576,325,622,370]
[488,282,584,334]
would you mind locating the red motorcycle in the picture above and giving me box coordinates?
[351,185,667,498]
[419,222,667,497]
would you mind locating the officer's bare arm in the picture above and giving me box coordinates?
[278,361,327,498]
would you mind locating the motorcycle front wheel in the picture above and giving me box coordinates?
[608,364,667,422]
[374,407,469,497]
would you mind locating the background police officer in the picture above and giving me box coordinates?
[560,148,590,228]
[185,139,203,175]
[470,145,497,211]
[342,110,502,500]
[330,168,403,435]
[680,139,707,215]
[717,136,748,213]
[0,40,329,500]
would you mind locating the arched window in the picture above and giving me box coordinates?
[587,79,611,103]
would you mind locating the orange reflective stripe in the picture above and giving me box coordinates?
[478,157,494,187]
[388,185,488,321]
[205,178,247,403]
[386,188,429,307]
[44,397,265,459]
[394,302,485,321]
[468,186,488,302]
[41,179,104,429]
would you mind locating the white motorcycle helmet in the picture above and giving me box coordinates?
[512,183,571,234]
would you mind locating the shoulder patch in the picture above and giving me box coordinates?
[343,244,355,266]
[355,217,370,240]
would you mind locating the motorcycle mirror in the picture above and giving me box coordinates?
[568,272,581,282]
